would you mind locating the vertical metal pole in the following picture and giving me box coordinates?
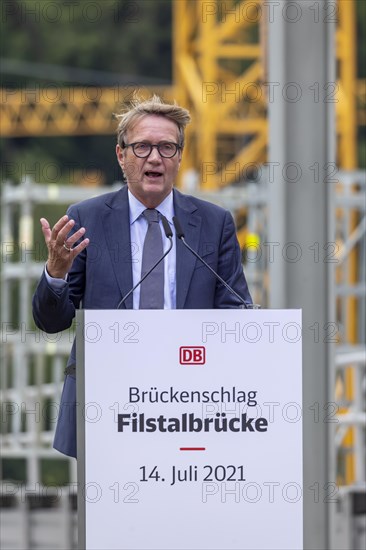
[268,1,335,548]
[327,7,338,547]
[20,178,38,485]
[338,0,358,345]
[267,2,286,308]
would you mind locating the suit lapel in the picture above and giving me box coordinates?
[102,186,133,309]
[174,189,201,308]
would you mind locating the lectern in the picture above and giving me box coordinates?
[77,309,302,550]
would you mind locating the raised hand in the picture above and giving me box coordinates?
[40,215,89,279]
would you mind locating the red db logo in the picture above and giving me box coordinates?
[179,346,206,365]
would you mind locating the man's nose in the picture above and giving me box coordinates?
[147,146,162,162]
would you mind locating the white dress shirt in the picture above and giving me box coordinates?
[128,190,176,309]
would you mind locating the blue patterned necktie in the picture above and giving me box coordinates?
[139,209,164,309]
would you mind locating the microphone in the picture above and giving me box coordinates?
[173,216,249,309]
[117,214,173,309]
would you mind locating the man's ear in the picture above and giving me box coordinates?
[116,145,124,170]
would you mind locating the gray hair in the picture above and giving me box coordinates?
[115,94,191,148]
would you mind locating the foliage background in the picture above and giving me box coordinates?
[1,0,172,185]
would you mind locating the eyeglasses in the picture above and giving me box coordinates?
[122,141,182,158]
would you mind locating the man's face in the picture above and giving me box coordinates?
[116,115,182,208]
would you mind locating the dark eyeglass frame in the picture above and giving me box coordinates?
[122,141,182,158]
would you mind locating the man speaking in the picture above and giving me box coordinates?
[32,95,252,458]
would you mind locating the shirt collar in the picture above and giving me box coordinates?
[128,189,175,225]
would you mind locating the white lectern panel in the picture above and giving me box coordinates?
[78,309,302,550]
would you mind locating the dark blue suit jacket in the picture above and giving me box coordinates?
[32,186,252,457]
